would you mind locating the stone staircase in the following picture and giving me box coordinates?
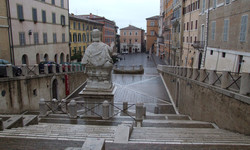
[0,113,250,150]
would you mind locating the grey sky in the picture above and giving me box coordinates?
[69,0,160,33]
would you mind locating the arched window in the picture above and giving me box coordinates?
[78,33,81,42]
[22,54,28,65]
[44,54,49,61]
[36,53,40,64]
[73,33,77,43]
[87,32,89,42]
[54,54,58,63]
[60,53,64,64]
[82,33,86,42]
[66,54,69,62]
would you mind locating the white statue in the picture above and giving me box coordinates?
[81,29,115,90]
[81,29,114,67]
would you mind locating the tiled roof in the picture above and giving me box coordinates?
[120,25,143,31]
[146,15,160,20]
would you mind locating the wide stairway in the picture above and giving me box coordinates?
[0,113,250,150]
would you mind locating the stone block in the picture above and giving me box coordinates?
[39,98,48,117]
[114,124,130,143]
[6,64,13,78]
[67,100,77,119]
[82,138,105,150]
[21,64,28,76]
[240,73,250,95]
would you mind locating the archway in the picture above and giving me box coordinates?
[52,79,58,99]
[60,53,65,64]
[44,54,49,61]
[54,54,58,63]
[66,54,70,62]
[22,54,28,65]
[36,53,40,64]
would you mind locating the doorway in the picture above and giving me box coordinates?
[52,79,58,99]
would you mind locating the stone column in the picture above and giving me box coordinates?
[44,64,49,74]
[136,103,144,127]
[221,71,230,89]
[59,64,63,73]
[102,101,109,120]
[240,73,250,95]
[51,98,59,113]
[208,70,216,85]
[61,99,67,113]
[39,98,48,117]
[123,102,128,113]
[21,64,28,76]
[0,118,3,131]
[6,64,13,78]
[199,69,207,82]
[187,67,192,78]
[192,68,199,80]
[51,64,56,73]
[67,100,77,118]
[34,64,39,75]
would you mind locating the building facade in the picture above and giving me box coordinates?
[182,0,200,68]
[0,0,11,62]
[146,16,159,54]
[7,0,70,65]
[78,13,116,46]
[69,14,103,61]
[120,25,145,54]
[200,0,250,73]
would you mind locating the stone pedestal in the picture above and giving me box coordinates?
[79,85,116,118]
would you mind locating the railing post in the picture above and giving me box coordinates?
[21,64,28,76]
[221,71,230,89]
[51,64,56,73]
[136,103,144,127]
[6,64,13,78]
[199,69,206,82]
[208,70,216,85]
[61,99,67,113]
[123,102,128,113]
[0,118,3,131]
[39,98,48,117]
[44,64,49,74]
[240,73,250,95]
[59,64,63,73]
[192,68,198,80]
[102,100,109,120]
[34,64,39,75]
[67,100,77,118]
[51,98,59,113]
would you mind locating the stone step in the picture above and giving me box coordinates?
[142,119,215,128]
[144,114,190,120]
[130,127,250,144]
[23,115,38,126]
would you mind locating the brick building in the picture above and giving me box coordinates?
[120,25,145,54]
[146,16,159,54]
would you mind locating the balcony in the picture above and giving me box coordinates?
[192,41,205,50]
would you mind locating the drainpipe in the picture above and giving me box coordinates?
[6,0,15,65]
[202,0,210,68]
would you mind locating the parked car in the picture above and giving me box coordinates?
[61,62,71,72]
[0,59,22,77]
[39,61,59,73]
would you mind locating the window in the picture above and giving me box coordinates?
[53,33,57,43]
[87,33,89,42]
[19,32,26,45]
[61,0,64,8]
[78,33,81,42]
[211,21,216,40]
[123,32,126,36]
[69,33,72,42]
[183,36,185,42]
[195,20,198,29]
[135,39,138,42]
[52,13,56,24]
[52,0,55,5]
[82,33,86,42]
[195,36,197,42]
[222,52,226,58]
[150,31,155,36]
[184,23,185,31]
[32,8,37,22]
[187,22,189,30]
[190,36,192,43]
[78,23,81,30]
[186,37,188,43]
[201,25,205,41]
[61,15,65,26]
[42,10,46,23]
[129,32,132,35]
[73,33,77,42]
[135,32,138,36]
[73,22,76,29]
[223,19,229,41]
[213,0,217,8]
[34,32,39,45]
[62,33,65,42]
[17,5,24,21]
[202,0,205,13]
[123,39,126,42]
[82,24,85,30]
[191,21,193,30]
[210,50,213,55]
[43,33,48,44]
[225,0,230,5]
[240,15,248,42]
[150,21,155,26]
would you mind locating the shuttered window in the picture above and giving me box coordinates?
[240,15,248,42]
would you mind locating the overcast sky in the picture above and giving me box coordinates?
[69,0,160,33]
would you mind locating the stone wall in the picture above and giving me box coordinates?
[0,72,87,114]
[159,66,250,135]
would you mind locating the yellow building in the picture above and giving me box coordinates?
[69,14,103,61]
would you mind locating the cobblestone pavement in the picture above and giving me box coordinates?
[113,53,170,113]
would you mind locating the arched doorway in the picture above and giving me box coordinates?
[52,79,58,99]
[44,54,49,61]
[36,53,40,64]
[198,52,203,70]
[54,54,58,63]
[60,53,65,64]
[22,54,28,65]
[66,54,70,62]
